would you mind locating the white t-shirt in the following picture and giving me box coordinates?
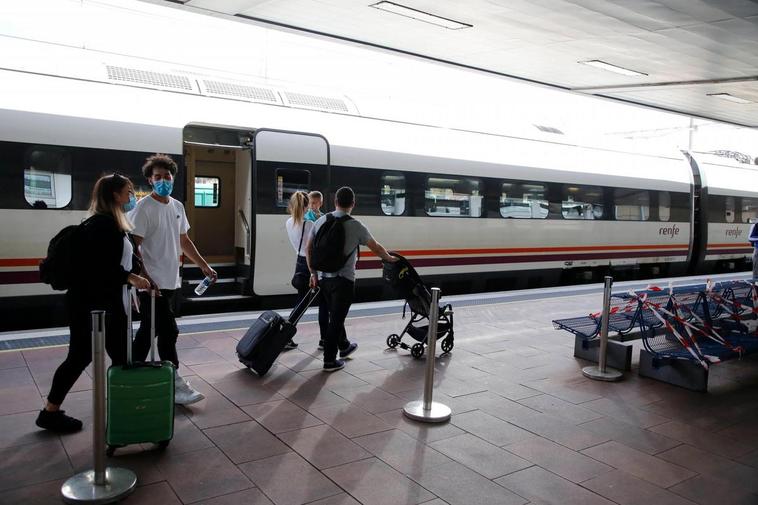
[129,195,189,289]
[286,217,313,257]
[120,236,133,314]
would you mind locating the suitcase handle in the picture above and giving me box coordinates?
[289,287,320,325]
[125,287,159,368]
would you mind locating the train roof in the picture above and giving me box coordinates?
[691,152,758,198]
[0,65,693,192]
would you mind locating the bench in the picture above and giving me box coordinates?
[553,288,675,370]
[638,280,758,391]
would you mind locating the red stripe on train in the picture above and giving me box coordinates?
[356,249,688,270]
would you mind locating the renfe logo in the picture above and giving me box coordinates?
[659,224,680,237]
[725,228,743,238]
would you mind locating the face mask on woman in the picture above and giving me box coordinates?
[123,193,137,212]
[153,179,173,197]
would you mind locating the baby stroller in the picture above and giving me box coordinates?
[382,253,454,359]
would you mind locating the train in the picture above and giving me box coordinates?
[1,56,757,331]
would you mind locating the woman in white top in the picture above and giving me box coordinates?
[284,191,313,349]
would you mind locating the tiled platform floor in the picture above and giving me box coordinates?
[1,292,757,504]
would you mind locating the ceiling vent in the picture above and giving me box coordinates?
[199,79,281,105]
[281,91,353,114]
[105,65,196,93]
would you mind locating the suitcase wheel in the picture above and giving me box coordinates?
[106,445,121,457]
[157,440,170,450]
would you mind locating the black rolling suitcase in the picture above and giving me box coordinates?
[237,288,319,376]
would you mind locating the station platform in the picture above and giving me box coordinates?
[0,274,757,504]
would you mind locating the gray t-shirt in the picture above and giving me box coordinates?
[310,210,373,282]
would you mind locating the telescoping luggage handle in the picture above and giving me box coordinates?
[288,287,320,325]
[125,287,160,368]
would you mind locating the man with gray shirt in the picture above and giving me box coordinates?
[307,186,398,372]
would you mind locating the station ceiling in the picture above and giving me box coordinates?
[156,0,758,127]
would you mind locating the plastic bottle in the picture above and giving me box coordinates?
[194,276,214,296]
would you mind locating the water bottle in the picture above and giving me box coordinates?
[194,276,214,296]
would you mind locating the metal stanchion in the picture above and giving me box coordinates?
[61,311,137,504]
[403,287,452,423]
[582,276,623,382]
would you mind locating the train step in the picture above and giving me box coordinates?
[182,263,238,280]
[181,277,245,297]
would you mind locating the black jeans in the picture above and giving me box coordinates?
[320,276,354,362]
[48,291,127,406]
[133,289,179,368]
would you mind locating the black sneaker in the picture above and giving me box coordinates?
[318,340,324,350]
[339,342,358,359]
[323,359,345,372]
[35,409,83,433]
[283,340,298,351]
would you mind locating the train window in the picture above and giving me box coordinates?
[500,182,548,219]
[380,174,406,216]
[725,196,735,223]
[23,147,72,209]
[562,185,603,220]
[194,176,220,208]
[659,192,671,222]
[614,188,650,221]
[742,198,758,223]
[425,177,482,217]
[275,168,310,208]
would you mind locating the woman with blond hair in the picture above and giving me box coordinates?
[36,174,150,433]
[284,190,313,350]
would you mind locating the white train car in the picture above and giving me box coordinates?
[0,59,754,331]
[689,153,758,271]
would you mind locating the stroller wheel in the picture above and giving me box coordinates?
[441,338,454,354]
[386,334,400,349]
[411,343,424,359]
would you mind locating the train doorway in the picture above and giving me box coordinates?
[181,126,254,312]
[186,147,237,261]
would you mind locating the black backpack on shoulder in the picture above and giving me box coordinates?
[310,213,354,273]
[39,218,90,291]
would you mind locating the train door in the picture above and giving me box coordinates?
[251,129,330,296]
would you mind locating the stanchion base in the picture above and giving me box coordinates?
[582,366,623,382]
[403,400,451,423]
[61,467,137,504]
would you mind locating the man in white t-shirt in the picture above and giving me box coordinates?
[130,154,217,405]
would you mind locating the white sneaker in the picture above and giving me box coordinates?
[174,377,205,405]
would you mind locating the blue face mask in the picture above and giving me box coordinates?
[153,179,173,197]
[123,194,137,212]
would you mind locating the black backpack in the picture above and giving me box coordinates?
[310,214,354,273]
[39,219,89,290]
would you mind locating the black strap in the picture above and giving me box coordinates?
[297,221,305,256]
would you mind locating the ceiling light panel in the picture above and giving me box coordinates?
[707,93,753,104]
[579,60,647,77]
[371,2,472,30]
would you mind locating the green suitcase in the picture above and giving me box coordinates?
[106,289,174,455]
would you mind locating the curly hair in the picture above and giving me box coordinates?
[141,153,178,179]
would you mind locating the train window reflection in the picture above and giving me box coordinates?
[725,196,735,223]
[742,197,758,223]
[614,188,649,221]
[380,174,406,216]
[275,168,310,208]
[659,192,670,222]
[425,177,482,217]
[500,182,548,218]
[24,146,72,209]
[195,176,220,208]
[562,185,603,220]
